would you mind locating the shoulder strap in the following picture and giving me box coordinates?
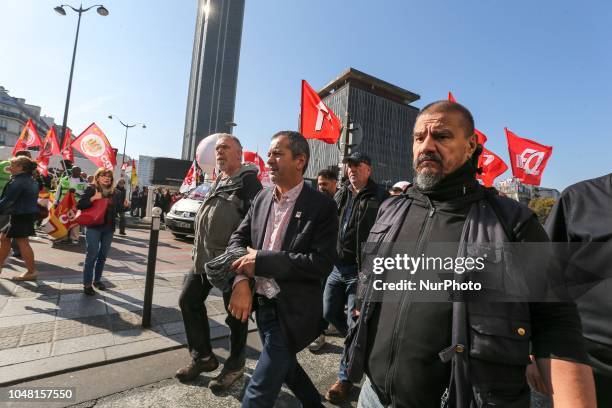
[483,189,517,242]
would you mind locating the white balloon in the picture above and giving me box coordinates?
[195,134,221,176]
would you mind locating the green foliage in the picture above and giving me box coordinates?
[528,197,556,224]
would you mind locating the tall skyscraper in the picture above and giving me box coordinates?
[182,0,245,159]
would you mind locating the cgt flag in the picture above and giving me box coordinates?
[243,151,265,181]
[61,128,75,162]
[37,127,61,176]
[506,128,553,186]
[478,147,508,187]
[179,160,201,193]
[71,123,116,170]
[300,80,341,144]
[13,119,42,155]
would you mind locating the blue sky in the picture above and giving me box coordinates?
[1,0,610,190]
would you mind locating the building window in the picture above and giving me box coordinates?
[0,134,6,146]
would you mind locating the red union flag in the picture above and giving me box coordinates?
[37,127,61,176]
[243,151,265,180]
[13,119,42,155]
[448,91,457,103]
[179,160,201,193]
[505,128,552,186]
[71,123,116,170]
[478,147,508,187]
[300,80,341,144]
[61,128,75,162]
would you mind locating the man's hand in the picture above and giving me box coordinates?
[228,279,252,322]
[231,247,257,278]
[526,355,549,395]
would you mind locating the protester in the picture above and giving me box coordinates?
[544,173,612,406]
[114,179,128,236]
[55,166,87,244]
[323,151,388,403]
[345,100,596,407]
[176,134,262,391]
[139,186,148,219]
[0,156,40,281]
[226,131,338,407]
[77,168,122,296]
[309,168,339,352]
[130,186,140,216]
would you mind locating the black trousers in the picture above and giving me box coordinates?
[179,271,248,371]
[116,212,126,234]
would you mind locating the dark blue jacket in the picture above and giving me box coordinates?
[0,173,40,215]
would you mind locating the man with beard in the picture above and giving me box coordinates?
[344,100,596,407]
[227,131,338,408]
[317,169,338,198]
[176,134,262,390]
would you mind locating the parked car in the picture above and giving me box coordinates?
[165,183,211,238]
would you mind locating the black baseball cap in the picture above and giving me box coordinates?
[342,151,372,166]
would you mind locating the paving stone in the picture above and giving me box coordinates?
[52,332,114,356]
[56,298,107,319]
[0,298,59,317]
[23,321,56,334]
[0,342,51,366]
[0,335,19,350]
[84,325,111,336]
[0,312,56,328]
[20,330,54,346]
[112,327,164,345]
[162,321,186,336]
[54,325,85,340]
[103,336,182,361]
[0,325,24,338]
[151,307,182,325]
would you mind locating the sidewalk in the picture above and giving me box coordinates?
[0,227,251,385]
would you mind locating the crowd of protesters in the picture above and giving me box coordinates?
[0,101,609,407]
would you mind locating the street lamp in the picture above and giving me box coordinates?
[54,3,109,159]
[108,115,146,168]
[226,121,237,133]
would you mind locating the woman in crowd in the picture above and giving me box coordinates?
[77,168,122,295]
[0,156,40,281]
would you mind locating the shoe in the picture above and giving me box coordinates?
[13,273,37,281]
[175,356,219,382]
[93,281,106,291]
[325,325,340,336]
[119,232,127,236]
[208,367,244,391]
[83,286,96,296]
[11,252,22,259]
[308,334,327,352]
[325,380,353,404]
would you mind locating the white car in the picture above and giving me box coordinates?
[165,183,212,238]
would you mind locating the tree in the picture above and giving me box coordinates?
[528,197,556,224]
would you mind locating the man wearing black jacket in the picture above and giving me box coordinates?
[227,131,338,408]
[324,151,387,403]
[545,173,612,406]
[345,100,595,407]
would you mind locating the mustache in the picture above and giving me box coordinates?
[414,152,442,167]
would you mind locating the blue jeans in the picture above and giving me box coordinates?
[323,264,358,382]
[83,226,114,286]
[242,305,322,408]
[357,377,386,408]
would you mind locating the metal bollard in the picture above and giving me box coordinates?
[142,206,162,328]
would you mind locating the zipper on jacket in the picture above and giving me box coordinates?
[384,198,436,405]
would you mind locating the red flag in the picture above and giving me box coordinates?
[477,147,508,187]
[300,80,341,144]
[36,127,61,176]
[505,128,552,186]
[180,160,200,193]
[243,151,266,181]
[474,128,488,145]
[71,123,116,170]
[448,91,457,103]
[61,128,75,162]
[12,119,42,155]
